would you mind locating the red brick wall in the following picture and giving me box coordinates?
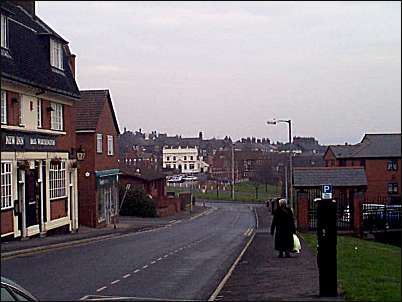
[365,159,401,199]
[41,99,51,129]
[6,91,20,126]
[56,103,76,151]
[323,149,336,167]
[1,209,14,235]
[50,198,67,220]
[94,101,119,171]
[296,192,309,232]
[76,99,119,228]
[76,133,96,227]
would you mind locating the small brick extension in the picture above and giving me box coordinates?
[216,206,343,301]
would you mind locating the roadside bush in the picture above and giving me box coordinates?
[119,185,157,217]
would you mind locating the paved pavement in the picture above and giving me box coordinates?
[215,206,344,301]
[1,205,207,256]
[1,202,257,301]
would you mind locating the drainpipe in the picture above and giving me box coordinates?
[39,161,45,237]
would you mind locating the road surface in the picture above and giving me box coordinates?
[1,202,260,301]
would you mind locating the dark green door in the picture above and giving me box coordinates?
[25,168,39,227]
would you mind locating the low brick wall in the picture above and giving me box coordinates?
[50,198,67,220]
[1,209,14,235]
[156,198,181,217]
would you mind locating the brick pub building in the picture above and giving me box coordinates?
[1,1,80,238]
[75,90,120,227]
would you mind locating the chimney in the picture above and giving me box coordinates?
[69,54,76,79]
[11,1,35,16]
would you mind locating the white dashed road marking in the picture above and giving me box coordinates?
[111,280,120,285]
[96,286,107,292]
[142,265,149,269]
[134,269,140,273]
[123,274,131,279]
[157,257,162,261]
[151,261,156,264]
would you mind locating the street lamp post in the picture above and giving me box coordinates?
[267,119,293,211]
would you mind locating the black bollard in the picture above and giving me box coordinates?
[316,198,338,297]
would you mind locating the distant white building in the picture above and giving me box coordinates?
[163,146,209,174]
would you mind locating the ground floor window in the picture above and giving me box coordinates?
[49,161,66,199]
[1,162,13,210]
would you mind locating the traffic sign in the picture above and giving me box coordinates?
[322,184,333,199]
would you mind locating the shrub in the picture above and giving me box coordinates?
[119,185,157,217]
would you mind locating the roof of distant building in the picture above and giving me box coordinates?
[76,90,120,132]
[326,133,401,159]
[1,1,80,99]
[293,167,368,187]
[119,164,165,181]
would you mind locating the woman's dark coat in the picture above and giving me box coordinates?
[270,206,296,251]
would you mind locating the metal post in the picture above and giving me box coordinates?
[231,144,235,200]
[288,120,294,212]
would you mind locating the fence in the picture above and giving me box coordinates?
[305,189,354,232]
[361,203,401,233]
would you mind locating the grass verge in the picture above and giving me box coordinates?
[302,233,401,301]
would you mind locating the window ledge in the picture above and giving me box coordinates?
[1,48,12,59]
[1,125,66,135]
[51,67,65,76]
[50,196,67,201]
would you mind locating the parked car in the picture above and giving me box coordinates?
[167,175,184,183]
[182,175,198,182]
[1,277,37,301]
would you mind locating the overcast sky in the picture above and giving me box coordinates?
[37,1,401,145]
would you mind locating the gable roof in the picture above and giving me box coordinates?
[119,165,165,182]
[326,133,401,159]
[293,167,368,187]
[76,90,120,133]
[357,134,401,158]
[1,1,80,99]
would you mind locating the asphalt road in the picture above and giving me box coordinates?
[1,202,259,301]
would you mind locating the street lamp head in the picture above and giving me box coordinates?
[267,120,277,125]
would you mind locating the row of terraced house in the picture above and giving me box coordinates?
[0,1,169,240]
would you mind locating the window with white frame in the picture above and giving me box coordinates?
[1,162,13,210]
[107,135,114,156]
[1,90,6,124]
[1,14,8,49]
[50,38,63,70]
[50,102,63,130]
[37,99,42,128]
[97,134,103,153]
[49,161,66,199]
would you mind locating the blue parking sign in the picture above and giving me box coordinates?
[322,184,333,199]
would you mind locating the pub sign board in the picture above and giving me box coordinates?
[1,130,57,152]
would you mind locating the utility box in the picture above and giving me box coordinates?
[316,197,338,297]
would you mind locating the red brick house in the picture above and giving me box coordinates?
[324,133,401,203]
[119,164,182,217]
[1,1,80,239]
[119,165,166,199]
[75,90,120,227]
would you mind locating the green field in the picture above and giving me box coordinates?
[166,181,281,202]
[302,233,401,301]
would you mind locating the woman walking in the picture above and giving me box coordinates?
[270,198,296,258]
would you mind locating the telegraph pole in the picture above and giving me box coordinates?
[231,144,235,200]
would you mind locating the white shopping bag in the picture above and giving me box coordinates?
[293,234,301,253]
